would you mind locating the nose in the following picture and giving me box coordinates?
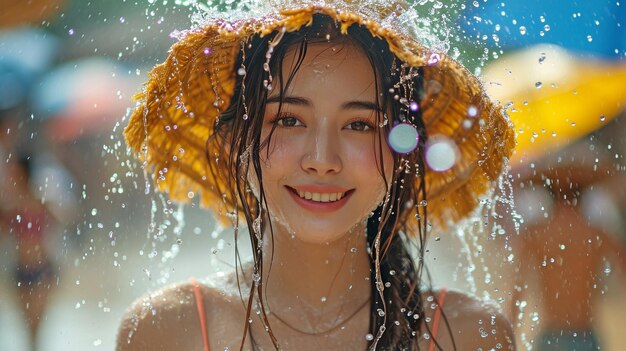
[300,127,342,175]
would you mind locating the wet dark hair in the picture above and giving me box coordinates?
[210,14,451,350]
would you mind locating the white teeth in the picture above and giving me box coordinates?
[295,190,346,202]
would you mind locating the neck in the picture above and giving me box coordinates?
[259,219,372,331]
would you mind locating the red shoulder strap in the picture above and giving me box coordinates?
[428,288,447,351]
[191,278,210,351]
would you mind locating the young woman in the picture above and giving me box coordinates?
[118,2,516,350]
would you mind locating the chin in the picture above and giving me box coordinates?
[269,216,357,244]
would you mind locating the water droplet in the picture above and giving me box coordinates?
[467,105,478,117]
[600,115,606,121]
[519,26,527,35]
[237,67,246,76]
[243,114,249,120]
[409,101,419,112]
[365,334,374,341]
[428,53,441,66]
[587,35,593,42]
[535,81,543,88]
[68,28,75,35]
[538,53,546,64]
[530,312,539,322]
[203,47,211,55]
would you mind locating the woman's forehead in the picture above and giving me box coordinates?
[271,41,377,101]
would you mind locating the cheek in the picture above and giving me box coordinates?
[347,141,394,196]
[253,134,300,201]
[258,133,298,173]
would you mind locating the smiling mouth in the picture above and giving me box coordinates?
[287,187,352,203]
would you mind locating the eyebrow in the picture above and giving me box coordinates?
[266,95,381,112]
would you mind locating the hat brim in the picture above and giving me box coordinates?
[124,5,514,230]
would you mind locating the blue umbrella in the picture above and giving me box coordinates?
[461,0,626,59]
[0,28,59,111]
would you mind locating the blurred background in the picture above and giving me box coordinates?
[0,0,624,350]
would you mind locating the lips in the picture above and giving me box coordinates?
[286,186,353,213]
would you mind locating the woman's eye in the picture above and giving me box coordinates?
[276,116,302,127]
[346,120,373,131]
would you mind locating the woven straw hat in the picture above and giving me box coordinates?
[124,0,515,230]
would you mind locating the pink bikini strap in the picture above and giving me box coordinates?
[428,288,447,351]
[191,278,210,351]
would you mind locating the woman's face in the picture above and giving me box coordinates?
[255,41,394,244]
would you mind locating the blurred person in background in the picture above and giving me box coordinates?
[0,26,67,351]
[0,151,59,351]
[510,132,626,351]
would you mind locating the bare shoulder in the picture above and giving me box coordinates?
[421,289,516,351]
[116,276,249,351]
[116,281,205,351]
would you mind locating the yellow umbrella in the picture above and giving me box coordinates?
[483,44,626,165]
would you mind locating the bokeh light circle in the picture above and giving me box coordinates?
[388,123,419,154]
[425,136,459,172]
